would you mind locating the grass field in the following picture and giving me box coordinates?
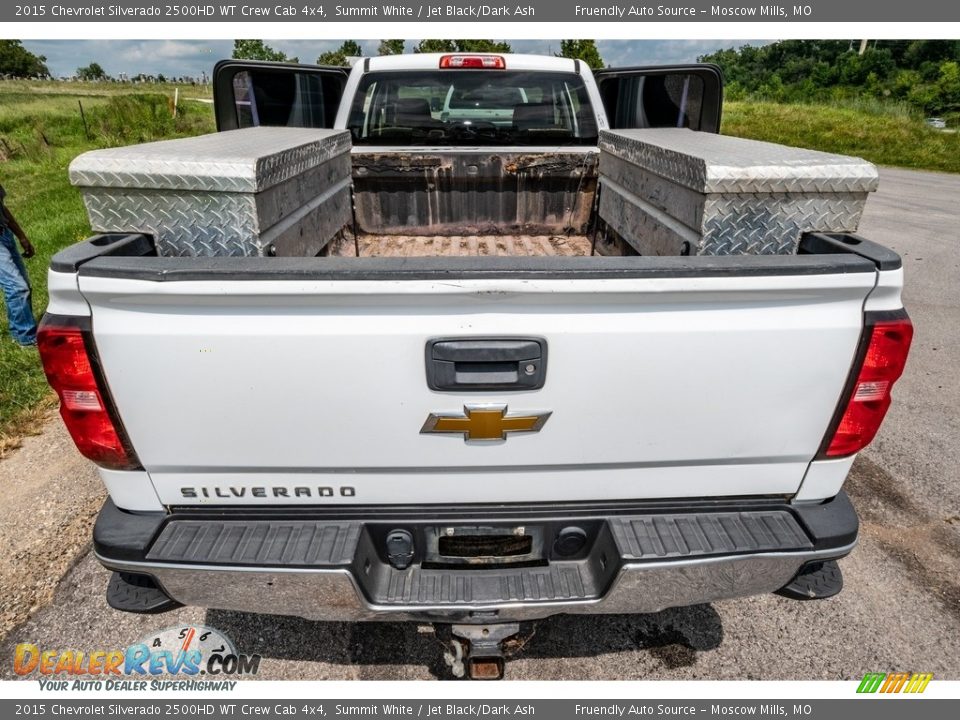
[0,81,957,453]
[0,80,215,455]
[723,99,960,174]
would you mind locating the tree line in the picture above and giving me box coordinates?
[0,38,607,82]
[0,41,113,81]
[700,40,960,116]
[231,39,605,68]
[6,37,960,117]
[0,40,200,83]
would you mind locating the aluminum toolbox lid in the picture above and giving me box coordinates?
[599,128,879,195]
[68,126,352,194]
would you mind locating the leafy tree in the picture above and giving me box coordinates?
[557,40,604,69]
[0,40,49,77]
[232,40,288,62]
[378,39,405,56]
[317,40,363,67]
[454,40,511,53]
[907,82,939,112]
[342,41,363,57]
[837,48,895,86]
[414,40,456,54]
[937,60,960,113]
[77,62,107,81]
[903,40,960,68]
[414,40,511,54]
[698,40,960,115]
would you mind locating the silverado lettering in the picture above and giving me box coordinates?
[178,486,357,499]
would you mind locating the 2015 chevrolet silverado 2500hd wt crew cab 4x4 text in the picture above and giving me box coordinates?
[39,54,912,678]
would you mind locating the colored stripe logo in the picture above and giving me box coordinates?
[857,672,933,694]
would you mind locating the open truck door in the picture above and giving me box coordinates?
[594,64,723,133]
[213,59,349,131]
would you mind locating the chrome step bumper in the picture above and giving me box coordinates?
[94,494,858,623]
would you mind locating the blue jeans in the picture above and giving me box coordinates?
[0,227,37,345]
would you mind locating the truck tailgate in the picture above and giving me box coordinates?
[76,256,877,506]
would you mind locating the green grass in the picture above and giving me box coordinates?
[0,80,215,453]
[723,99,960,174]
[0,79,212,103]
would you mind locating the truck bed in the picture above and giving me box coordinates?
[330,233,594,257]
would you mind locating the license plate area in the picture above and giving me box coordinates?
[424,525,545,568]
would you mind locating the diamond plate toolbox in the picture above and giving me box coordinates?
[598,128,879,256]
[69,127,352,257]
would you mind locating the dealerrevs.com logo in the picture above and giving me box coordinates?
[14,625,260,691]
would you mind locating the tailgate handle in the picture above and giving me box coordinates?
[426,338,547,392]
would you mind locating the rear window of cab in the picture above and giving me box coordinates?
[347,70,598,146]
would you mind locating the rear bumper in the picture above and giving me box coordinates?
[94,494,858,623]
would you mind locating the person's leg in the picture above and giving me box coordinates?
[0,228,38,345]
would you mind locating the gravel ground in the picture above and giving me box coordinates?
[0,417,104,638]
[0,167,957,680]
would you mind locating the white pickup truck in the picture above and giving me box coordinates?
[40,54,912,678]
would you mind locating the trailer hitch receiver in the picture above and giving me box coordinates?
[442,623,524,680]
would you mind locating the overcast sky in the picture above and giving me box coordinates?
[23,39,770,79]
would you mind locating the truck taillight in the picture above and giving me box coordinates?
[37,316,140,471]
[821,311,913,458]
[439,55,506,69]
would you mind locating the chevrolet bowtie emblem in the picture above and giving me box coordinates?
[420,405,551,442]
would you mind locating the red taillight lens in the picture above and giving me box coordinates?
[37,318,140,471]
[439,55,506,69]
[823,314,913,457]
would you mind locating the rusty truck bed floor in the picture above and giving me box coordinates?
[330,234,593,257]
